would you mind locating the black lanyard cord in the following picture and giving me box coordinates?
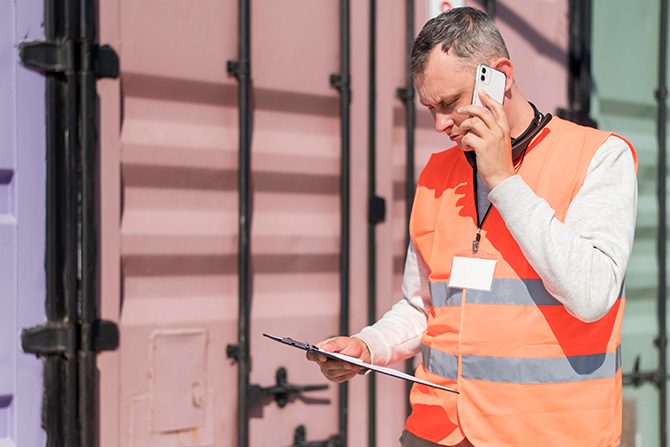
[470,105,549,254]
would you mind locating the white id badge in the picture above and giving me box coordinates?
[449,256,497,291]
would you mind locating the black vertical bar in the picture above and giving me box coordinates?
[566,0,579,115]
[657,1,668,446]
[235,0,252,446]
[43,0,67,445]
[578,0,593,120]
[64,0,80,445]
[338,0,351,444]
[79,0,97,445]
[559,0,596,127]
[486,0,496,18]
[402,0,416,419]
[367,0,377,446]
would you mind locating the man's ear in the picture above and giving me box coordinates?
[491,58,514,93]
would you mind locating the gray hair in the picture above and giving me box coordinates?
[410,7,510,74]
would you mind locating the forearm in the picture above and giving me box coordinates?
[354,243,430,366]
[355,300,427,366]
[488,137,637,322]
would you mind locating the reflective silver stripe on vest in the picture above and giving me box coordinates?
[429,278,625,307]
[421,344,458,380]
[421,344,621,383]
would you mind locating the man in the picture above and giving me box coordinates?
[307,7,637,447]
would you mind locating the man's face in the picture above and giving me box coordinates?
[415,46,475,149]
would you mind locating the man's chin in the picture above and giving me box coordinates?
[451,137,467,150]
[455,141,473,152]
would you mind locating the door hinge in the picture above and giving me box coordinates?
[19,40,119,79]
[92,45,120,79]
[22,319,119,356]
[21,322,69,355]
[226,343,241,361]
[19,41,74,73]
[91,320,120,352]
[227,59,250,79]
[396,86,414,102]
[368,195,386,225]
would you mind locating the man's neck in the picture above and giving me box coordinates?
[505,89,536,139]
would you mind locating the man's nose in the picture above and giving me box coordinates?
[434,112,453,133]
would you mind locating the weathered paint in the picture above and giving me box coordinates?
[0,0,46,445]
[98,1,568,446]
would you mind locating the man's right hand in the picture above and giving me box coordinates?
[306,336,371,383]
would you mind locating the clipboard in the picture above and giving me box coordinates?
[263,333,458,394]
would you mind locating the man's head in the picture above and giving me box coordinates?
[412,7,514,148]
[411,7,509,75]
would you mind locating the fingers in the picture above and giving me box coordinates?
[327,370,359,383]
[318,360,361,383]
[306,336,369,383]
[457,92,509,138]
[305,351,328,363]
[307,353,361,382]
[457,102,497,130]
[306,336,346,364]
[316,338,342,352]
[460,115,489,138]
[461,132,484,152]
[478,91,510,137]
[478,90,503,116]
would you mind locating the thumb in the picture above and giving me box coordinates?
[317,337,349,354]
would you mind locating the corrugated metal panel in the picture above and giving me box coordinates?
[98,1,571,446]
[0,0,45,445]
[100,0,238,445]
[248,1,343,444]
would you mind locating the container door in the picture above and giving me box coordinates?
[98,0,241,445]
[247,1,344,445]
[0,0,45,445]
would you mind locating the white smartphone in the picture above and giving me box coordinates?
[471,64,506,107]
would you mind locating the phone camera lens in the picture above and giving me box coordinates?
[482,67,487,73]
[480,75,485,81]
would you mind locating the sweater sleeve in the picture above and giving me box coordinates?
[353,242,431,366]
[488,135,637,322]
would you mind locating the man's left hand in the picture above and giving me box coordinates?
[458,91,515,190]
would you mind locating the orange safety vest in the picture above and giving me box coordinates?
[405,117,637,447]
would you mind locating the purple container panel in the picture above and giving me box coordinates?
[0,16,17,443]
[14,0,46,444]
[99,0,239,445]
[0,4,14,171]
[0,0,45,445]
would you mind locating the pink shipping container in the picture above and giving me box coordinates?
[95,1,568,446]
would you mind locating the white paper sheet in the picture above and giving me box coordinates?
[263,333,458,394]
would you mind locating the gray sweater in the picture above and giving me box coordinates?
[356,136,638,366]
